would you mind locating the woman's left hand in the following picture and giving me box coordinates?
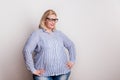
[66,61,74,69]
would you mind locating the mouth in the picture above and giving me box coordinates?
[50,24,54,26]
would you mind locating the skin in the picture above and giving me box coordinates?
[45,14,57,33]
[33,14,74,76]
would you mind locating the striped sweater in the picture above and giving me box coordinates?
[23,28,76,76]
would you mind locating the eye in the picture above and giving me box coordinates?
[46,18,58,22]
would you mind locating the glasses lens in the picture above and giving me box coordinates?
[46,18,58,22]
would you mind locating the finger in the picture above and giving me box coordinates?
[38,70,45,74]
[67,64,71,69]
[68,64,73,69]
[39,69,45,73]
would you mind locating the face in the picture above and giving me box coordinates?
[45,14,58,30]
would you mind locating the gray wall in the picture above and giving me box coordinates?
[0,0,120,80]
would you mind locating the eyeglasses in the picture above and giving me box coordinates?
[46,17,58,22]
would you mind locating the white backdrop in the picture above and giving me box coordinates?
[0,0,120,80]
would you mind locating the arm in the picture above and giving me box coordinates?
[22,31,39,73]
[60,31,76,63]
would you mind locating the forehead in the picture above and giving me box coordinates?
[47,14,57,18]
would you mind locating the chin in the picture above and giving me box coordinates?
[50,26,55,29]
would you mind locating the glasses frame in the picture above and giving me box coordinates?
[46,17,58,22]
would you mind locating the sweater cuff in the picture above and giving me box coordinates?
[31,68,36,74]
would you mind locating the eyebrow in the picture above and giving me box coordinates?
[46,17,58,19]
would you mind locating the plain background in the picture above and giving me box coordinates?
[0,0,120,80]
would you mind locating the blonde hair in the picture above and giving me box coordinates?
[39,9,57,29]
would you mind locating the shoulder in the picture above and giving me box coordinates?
[55,30,68,38]
[31,29,43,34]
[55,29,65,35]
[30,29,43,37]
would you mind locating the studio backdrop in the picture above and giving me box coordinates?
[0,0,120,80]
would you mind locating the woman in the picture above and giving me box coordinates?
[23,9,76,80]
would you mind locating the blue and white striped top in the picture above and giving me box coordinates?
[23,28,76,76]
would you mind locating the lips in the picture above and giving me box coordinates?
[50,24,54,26]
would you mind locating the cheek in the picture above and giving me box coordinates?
[45,22,52,28]
[45,22,49,26]
[47,23,51,27]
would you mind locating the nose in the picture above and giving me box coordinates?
[51,21,56,24]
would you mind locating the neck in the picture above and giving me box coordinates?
[45,28,53,33]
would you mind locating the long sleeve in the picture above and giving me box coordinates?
[22,31,39,73]
[60,32,76,63]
